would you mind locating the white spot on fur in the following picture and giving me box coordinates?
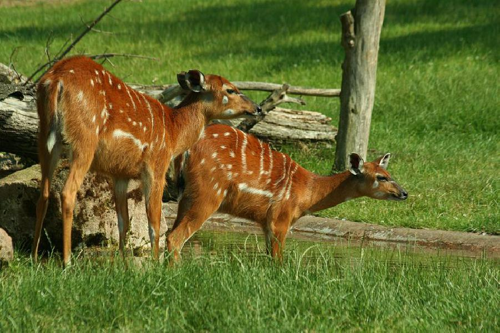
[69,69,75,74]
[90,79,94,87]
[211,166,216,172]
[118,84,121,90]
[222,95,229,105]
[200,159,205,165]
[224,132,230,136]
[220,145,226,150]
[217,188,222,196]
[229,150,235,158]
[222,109,235,116]
[373,180,379,189]
[132,121,137,126]
[77,91,84,102]
[92,115,96,123]
[213,133,219,138]
[212,152,218,159]
[213,183,219,190]
[94,70,99,75]
[96,126,99,135]
[227,164,232,170]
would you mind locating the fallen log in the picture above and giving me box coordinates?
[0,82,336,161]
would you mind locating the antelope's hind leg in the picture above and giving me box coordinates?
[32,139,62,262]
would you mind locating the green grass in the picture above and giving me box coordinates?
[0,0,498,234]
[1,232,499,331]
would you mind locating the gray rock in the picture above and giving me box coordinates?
[0,228,14,266]
[0,162,168,254]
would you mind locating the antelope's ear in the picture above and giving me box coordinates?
[349,153,364,175]
[177,70,206,92]
[376,153,391,170]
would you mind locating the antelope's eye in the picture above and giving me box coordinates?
[376,175,388,182]
[226,89,236,94]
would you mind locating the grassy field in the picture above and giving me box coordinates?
[1,231,499,331]
[0,0,498,234]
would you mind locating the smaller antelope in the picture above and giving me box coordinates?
[32,56,260,266]
[167,124,408,260]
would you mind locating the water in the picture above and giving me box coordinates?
[181,230,499,267]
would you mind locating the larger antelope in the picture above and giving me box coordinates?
[32,56,261,265]
[167,124,408,260]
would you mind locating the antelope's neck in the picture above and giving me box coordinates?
[307,171,360,213]
[169,101,208,156]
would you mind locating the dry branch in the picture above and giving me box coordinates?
[24,0,124,86]
[233,81,340,97]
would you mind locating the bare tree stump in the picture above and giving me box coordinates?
[334,0,386,171]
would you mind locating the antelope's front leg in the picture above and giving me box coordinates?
[143,172,166,260]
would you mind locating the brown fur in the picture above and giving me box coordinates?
[167,124,408,260]
[32,56,259,265]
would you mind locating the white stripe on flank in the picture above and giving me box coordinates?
[268,144,273,184]
[258,140,264,181]
[285,163,299,200]
[125,86,136,110]
[241,133,248,173]
[273,154,288,187]
[113,129,148,151]
[141,94,154,131]
[231,127,239,156]
[238,183,273,198]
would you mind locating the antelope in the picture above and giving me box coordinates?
[32,56,261,266]
[167,124,408,260]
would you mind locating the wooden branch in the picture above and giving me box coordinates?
[88,53,160,61]
[232,81,340,97]
[24,0,124,86]
[237,84,306,132]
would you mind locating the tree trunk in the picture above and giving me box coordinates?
[334,0,386,171]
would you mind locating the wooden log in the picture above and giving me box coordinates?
[0,83,336,161]
[334,0,386,171]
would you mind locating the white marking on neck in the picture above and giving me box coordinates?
[113,129,148,151]
[238,183,273,198]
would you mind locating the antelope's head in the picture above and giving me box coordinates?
[177,70,262,120]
